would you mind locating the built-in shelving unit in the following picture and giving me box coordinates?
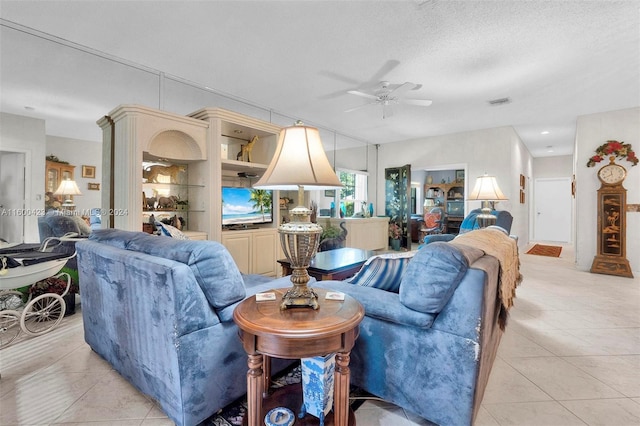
[424,182,465,234]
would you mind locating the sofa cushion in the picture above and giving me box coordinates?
[347,251,416,292]
[90,229,245,309]
[399,242,469,313]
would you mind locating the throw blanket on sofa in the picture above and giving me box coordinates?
[451,227,523,329]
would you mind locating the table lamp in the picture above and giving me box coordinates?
[467,174,508,228]
[254,121,342,309]
[53,179,82,210]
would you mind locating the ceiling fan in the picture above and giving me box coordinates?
[345,81,432,119]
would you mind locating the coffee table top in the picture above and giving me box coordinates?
[278,247,374,273]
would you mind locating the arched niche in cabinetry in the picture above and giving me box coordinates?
[146,129,204,161]
[98,105,208,233]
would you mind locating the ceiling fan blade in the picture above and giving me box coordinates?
[344,102,376,113]
[402,99,433,107]
[370,59,400,83]
[388,82,417,96]
[347,90,379,100]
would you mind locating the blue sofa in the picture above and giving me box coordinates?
[76,229,294,426]
[313,230,514,426]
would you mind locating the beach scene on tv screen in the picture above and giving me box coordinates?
[222,187,273,225]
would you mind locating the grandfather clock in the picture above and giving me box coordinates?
[590,156,634,278]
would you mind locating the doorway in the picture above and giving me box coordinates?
[533,177,572,243]
[0,151,26,242]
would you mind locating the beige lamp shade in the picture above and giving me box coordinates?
[54,179,82,197]
[468,174,507,201]
[54,179,82,207]
[253,123,342,190]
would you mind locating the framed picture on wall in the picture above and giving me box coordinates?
[82,165,96,178]
[324,190,335,197]
[520,189,525,204]
[455,169,464,182]
[519,174,525,189]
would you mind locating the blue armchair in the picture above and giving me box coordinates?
[423,208,513,245]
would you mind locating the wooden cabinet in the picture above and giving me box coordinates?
[221,228,279,276]
[45,160,75,202]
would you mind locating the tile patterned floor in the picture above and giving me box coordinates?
[1,243,638,425]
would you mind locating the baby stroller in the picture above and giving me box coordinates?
[0,234,79,348]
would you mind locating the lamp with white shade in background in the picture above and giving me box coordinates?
[467,174,508,228]
[53,179,82,210]
[254,121,343,309]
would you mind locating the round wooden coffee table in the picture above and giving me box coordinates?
[233,287,364,426]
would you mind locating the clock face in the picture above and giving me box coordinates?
[598,164,626,185]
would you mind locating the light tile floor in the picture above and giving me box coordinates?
[1,243,639,425]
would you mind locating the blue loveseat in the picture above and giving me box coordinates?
[313,227,518,426]
[76,229,295,426]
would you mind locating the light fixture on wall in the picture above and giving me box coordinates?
[53,179,82,210]
[467,174,507,228]
[254,121,343,309]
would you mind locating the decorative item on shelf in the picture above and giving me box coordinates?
[45,154,68,164]
[143,164,186,183]
[53,179,82,210]
[236,135,259,162]
[368,202,374,217]
[254,121,343,310]
[586,140,638,167]
[176,197,188,211]
[467,174,508,228]
[157,195,178,210]
[426,175,433,184]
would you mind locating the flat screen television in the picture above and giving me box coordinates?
[221,187,273,226]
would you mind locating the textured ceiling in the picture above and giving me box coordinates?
[1,1,639,157]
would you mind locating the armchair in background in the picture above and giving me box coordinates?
[419,207,447,239]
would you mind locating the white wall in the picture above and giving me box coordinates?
[575,107,640,274]
[362,126,532,248]
[47,135,102,213]
[534,155,573,178]
[0,112,46,242]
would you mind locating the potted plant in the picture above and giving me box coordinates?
[389,222,402,251]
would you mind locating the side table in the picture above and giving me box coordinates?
[233,288,364,426]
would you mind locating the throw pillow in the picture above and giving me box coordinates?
[424,212,440,229]
[399,242,469,314]
[156,222,189,240]
[347,251,416,293]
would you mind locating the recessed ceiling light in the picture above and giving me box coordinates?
[541,130,550,135]
[546,146,554,152]
[24,106,35,111]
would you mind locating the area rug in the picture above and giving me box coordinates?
[526,244,562,257]
[200,365,367,425]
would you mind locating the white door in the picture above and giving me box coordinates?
[0,152,26,242]
[533,177,572,243]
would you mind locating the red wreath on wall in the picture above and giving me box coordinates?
[587,140,638,167]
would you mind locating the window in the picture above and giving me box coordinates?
[338,170,368,217]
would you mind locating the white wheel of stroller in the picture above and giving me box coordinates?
[20,293,66,336]
[0,290,25,310]
[0,311,21,348]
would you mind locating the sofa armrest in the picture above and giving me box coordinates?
[313,281,436,328]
